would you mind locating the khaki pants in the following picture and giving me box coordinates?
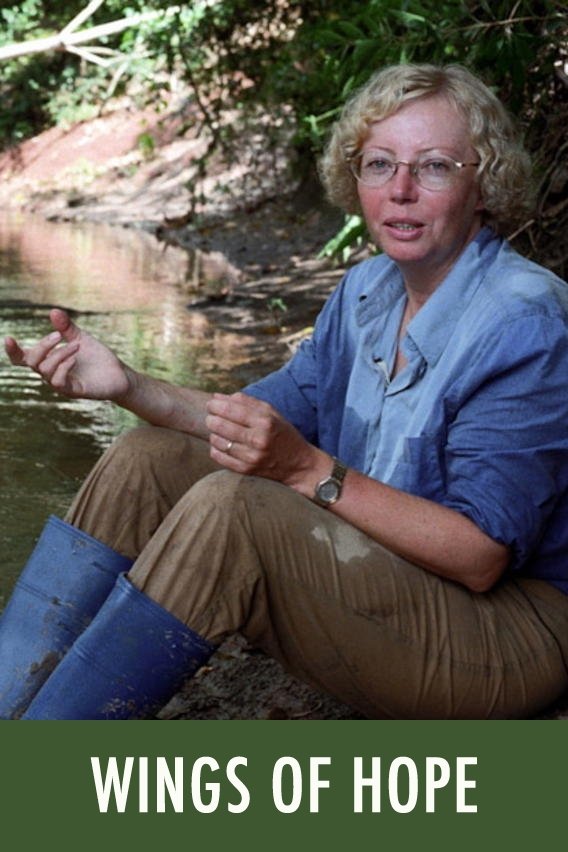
[66,425,568,719]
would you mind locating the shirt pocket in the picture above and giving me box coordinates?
[387,435,446,501]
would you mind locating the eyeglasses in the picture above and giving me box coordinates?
[348,150,480,191]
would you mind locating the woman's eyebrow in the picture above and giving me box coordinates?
[360,145,395,154]
[360,144,461,155]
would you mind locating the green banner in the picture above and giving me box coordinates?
[0,720,564,850]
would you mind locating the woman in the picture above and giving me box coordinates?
[2,63,568,720]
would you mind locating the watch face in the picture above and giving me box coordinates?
[318,479,340,503]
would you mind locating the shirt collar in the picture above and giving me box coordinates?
[406,227,501,366]
[355,262,405,328]
[353,227,502,364]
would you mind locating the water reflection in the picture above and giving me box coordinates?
[0,212,244,605]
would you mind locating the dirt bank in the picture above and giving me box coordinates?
[0,94,352,373]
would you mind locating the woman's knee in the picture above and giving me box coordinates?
[182,472,307,554]
[95,425,216,501]
[183,468,251,509]
[66,427,215,553]
[106,424,195,469]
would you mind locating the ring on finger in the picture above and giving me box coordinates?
[226,440,234,453]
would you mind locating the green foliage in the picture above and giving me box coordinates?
[287,0,566,150]
[1,2,564,147]
[0,1,168,142]
[318,215,368,264]
[137,130,155,158]
[267,297,288,315]
[0,1,565,268]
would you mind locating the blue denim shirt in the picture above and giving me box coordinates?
[246,228,568,592]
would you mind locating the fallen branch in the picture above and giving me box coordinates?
[60,0,107,37]
[0,2,180,64]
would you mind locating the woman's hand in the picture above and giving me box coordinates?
[206,392,327,493]
[4,308,130,401]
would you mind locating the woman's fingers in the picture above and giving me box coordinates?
[37,340,80,384]
[209,434,233,460]
[207,393,250,426]
[206,410,274,461]
[4,336,25,366]
[206,413,247,445]
[50,353,79,393]
[4,325,81,396]
[5,330,63,370]
[4,310,79,370]
[206,394,252,447]
[49,308,79,342]
[208,391,274,420]
[206,393,276,436]
[209,432,251,458]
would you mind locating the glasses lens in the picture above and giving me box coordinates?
[415,155,457,190]
[355,152,395,186]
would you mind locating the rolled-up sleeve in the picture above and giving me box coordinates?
[243,268,362,447]
[442,313,568,570]
[244,336,319,442]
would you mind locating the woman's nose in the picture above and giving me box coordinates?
[389,162,419,201]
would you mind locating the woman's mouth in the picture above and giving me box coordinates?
[384,220,425,238]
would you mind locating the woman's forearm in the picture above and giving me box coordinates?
[339,468,508,591]
[292,451,509,592]
[116,366,212,439]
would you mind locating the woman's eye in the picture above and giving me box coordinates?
[422,159,452,173]
[363,158,392,172]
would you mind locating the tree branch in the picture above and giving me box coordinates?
[0,5,180,64]
[60,0,107,37]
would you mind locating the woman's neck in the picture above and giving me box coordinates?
[402,290,429,325]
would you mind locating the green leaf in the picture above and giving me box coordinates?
[314,29,349,47]
[391,10,428,26]
[318,215,368,260]
[336,21,365,39]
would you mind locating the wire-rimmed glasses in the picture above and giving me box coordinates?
[348,150,480,191]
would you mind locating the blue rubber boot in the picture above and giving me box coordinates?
[0,515,133,719]
[23,573,216,720]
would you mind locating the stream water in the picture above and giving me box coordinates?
[0,212,243,607]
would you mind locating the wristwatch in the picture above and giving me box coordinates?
[314,457,348,507]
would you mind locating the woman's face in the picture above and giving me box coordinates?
[356,94,484,293]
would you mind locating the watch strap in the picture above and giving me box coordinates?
[330,457,347,485]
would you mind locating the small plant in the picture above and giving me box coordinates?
[263,296,289,334]
[319,215,368,263]
[267,297,288,316]
[137,131,156,159]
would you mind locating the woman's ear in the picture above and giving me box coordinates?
[474,188,485,215]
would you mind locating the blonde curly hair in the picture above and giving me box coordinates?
[319,63,533,232]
